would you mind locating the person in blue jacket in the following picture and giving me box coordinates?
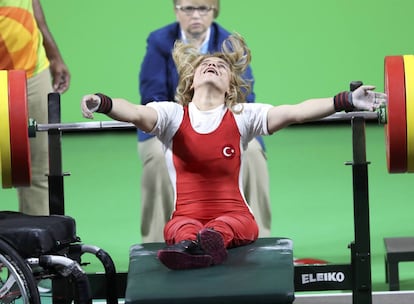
[137,0,271,242]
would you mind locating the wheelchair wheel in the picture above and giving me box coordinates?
[0,238,40,304]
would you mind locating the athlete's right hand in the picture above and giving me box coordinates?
[81,94,101,119]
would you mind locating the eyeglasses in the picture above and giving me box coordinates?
[175,5,215,16]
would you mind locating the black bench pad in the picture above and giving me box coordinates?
[125,237,295,304]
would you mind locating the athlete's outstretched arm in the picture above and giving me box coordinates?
[266,97,334,133]
[81,94,158,133]
[266,85,386,134]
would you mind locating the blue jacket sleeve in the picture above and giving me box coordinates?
[139,26,178,104]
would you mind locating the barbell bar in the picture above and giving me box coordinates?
[34,120,135,132]
[0,60,407,188]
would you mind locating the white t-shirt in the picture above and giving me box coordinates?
[147,101,272,151]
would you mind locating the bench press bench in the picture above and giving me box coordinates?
[125,237,295,304]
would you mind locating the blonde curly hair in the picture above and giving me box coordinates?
[173,33,252,112]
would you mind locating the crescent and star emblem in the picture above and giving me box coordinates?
[222,145,236,158]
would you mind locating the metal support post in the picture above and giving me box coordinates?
[47,93,68,215]
[347,116,373,304]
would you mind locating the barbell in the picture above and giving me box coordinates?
[0,57,408,188]
[0,70,134,188]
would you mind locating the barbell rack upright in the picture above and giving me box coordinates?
[46,94,127,302]
[47,92,67,215]
[347,116,373,304]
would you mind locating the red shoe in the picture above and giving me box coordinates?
[157,240,213,270]
[197,229,228,265]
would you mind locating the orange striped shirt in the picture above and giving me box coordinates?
[0,0,49,78]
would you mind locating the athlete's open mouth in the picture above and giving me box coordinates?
[204,67,218,75]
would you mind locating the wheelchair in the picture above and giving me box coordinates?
[0,211,118,304]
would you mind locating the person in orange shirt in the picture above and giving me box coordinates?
[0,0,70,215]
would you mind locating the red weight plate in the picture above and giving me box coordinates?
[8,70,31,186]
[0,70,12,188]
[384,56,407,173]
[403,55,414,172]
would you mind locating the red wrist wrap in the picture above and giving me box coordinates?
[95,93,113,114]
[333,91,354,112]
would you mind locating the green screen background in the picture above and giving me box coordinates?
[41,0,414,122]
[2,0,414,292]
